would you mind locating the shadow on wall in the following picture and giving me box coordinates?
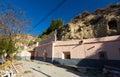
[77,36,120,69]
[34,36,120,77]
[51,36,120,77]
[54,36,120,68]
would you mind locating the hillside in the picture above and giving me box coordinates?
[15,34,36,46]
[57,3,120,40]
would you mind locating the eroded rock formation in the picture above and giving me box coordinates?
[57,3,120,40]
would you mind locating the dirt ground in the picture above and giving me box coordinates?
[18,60,90,77]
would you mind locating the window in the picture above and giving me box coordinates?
[98,51,107,60]
[62,52,71,59]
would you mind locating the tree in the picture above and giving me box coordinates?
[6,40,18,55]
[38,18,64,38]
[48,18,63,33]
[0,2,31,37]
[0,38,8,55]
[0,1,31,57]
[0,38,18,56]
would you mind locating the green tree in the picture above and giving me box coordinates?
[0,38,18,56]
[0,38,8,55]
[38,18,64,38]
[6,40,18,55]
[48,19,63,33]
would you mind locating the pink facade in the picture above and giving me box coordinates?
[35,35,120,67]
[35,36,55,61]
[54,35,120,60]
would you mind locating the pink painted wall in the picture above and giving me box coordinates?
[35,35,120,60]
[54,35,120,60]
[35,36,55,59]
[35,43,52,58]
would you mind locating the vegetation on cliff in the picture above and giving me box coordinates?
[38,3,120,41]
[57,3,120,40]
[38,19,64,40]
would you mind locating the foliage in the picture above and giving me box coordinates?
[0,1,31,55]
[0,1,31,39]
[0,2,31,35]
[6,40,18,55]
[0,38,18,55]
[38,19,64,39]
[48,18,63,33]
[0,39,8,55]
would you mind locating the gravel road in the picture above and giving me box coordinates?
[21,60,87,77]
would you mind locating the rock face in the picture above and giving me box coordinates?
[57,3,120,40]
[15,34,36,46]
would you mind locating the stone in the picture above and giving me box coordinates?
[57,3,120,40]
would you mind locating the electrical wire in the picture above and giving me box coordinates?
[28,0,67,33]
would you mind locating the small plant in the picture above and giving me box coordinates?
[24,70,32,74]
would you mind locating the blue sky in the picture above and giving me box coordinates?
[2,0,120,36]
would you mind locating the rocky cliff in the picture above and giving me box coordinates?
[15,34,36,46]
[57,3,120,40]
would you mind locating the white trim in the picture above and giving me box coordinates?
[62,52,64,59]
[52,42,55,62]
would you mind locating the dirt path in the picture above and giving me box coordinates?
[21,60,87,77]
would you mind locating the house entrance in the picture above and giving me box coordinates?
[43,50,47,61]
